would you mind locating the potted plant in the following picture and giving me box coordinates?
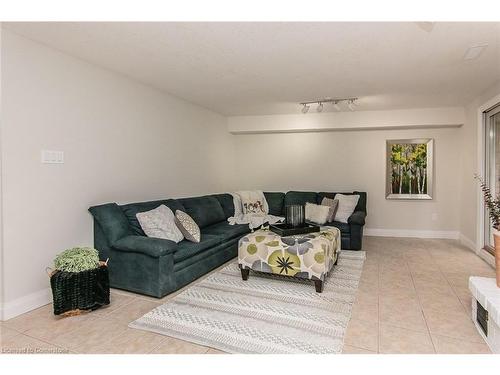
[475,175,500,287]
[47,247,110,316]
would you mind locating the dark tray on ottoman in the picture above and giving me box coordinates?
[269,223,320,237]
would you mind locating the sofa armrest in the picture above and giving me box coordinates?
[348,211,366,226]
[113,235,178,258]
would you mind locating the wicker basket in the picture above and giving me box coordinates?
[48,261,110,316]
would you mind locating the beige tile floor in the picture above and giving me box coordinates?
[0,237,495,354]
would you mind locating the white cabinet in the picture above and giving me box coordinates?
[469,277,500,354]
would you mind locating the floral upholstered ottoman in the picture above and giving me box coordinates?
[237,227,341,292]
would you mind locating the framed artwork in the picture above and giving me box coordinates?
[386,138,434,200]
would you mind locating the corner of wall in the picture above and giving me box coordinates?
[1,288,52,321]
[0,23,5,320]
[459,232,477,253]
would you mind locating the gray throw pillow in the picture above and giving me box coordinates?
[136,205,184,242]
[334,194,360,223]
[321,197,339,222]
[175,210,201,243]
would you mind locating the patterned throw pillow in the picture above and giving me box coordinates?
[136,205,184,243]
[175,210,201,243]
[305,202,331,225]
[321,197,339,222]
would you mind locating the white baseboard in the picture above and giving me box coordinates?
[364,228,460,239]
[459,233,477,252]
[458,234,496,267]
[478,248,496,268]
[0,288,52,321]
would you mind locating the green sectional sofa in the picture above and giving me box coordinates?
[89,191,366,298]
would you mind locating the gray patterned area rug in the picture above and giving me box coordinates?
[129,250,366,354]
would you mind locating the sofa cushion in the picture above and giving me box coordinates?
[202,221,250,242]
[327,221,351,234]
[264,192,285,216]
[284,191,318,207]
[213,193,235,218]
[113,235,178,258]
[89,203,132,244]
[173,237,239,273]
[121,199,185,236]
[178,196,226,228]
[173,234,222,263]
[353,191,367,213]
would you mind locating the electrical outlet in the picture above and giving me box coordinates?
[41,150,64,164]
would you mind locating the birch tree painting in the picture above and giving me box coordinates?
[386,139,433,200]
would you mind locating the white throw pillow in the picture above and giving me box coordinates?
[334,194,360,223]
[236,190,269,215]
[136,205,184,243]
[305,202,330,225]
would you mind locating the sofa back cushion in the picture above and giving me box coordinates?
[317,191,367,213]
[120,199,185,236]
[89,203,132,244]
[284,191,318,208]
[263,192,285,216]
[177,196,226,228]
[213,193,235,219]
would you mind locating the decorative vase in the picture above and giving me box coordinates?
[285,204,305,228]
[493,230,500,288]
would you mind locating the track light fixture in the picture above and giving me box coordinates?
[299,98,358,113]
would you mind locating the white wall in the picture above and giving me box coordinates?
[0,25,4,318]
[0,30,233,319]
[232,127,462,236]
[228,107,464,134]
[459,82,500,249]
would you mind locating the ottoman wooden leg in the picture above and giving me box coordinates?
[314,279,324,293]
[241,268,250,281]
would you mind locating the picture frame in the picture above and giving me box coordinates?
[386,138,434,200]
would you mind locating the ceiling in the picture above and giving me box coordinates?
[4,22,500,116]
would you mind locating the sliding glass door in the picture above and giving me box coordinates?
[483,105,500,253]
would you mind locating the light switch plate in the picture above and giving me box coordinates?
[41,150,64,164]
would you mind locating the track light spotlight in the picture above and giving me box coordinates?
[300,97,358,113]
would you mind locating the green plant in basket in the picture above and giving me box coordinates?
[54,247,100,273]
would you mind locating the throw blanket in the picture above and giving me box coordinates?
[228,192,284,229]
